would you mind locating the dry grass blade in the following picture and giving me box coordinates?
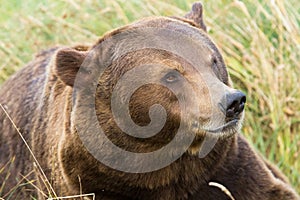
[0,157,15,195]
[0,103,57,198]
[209,182,235,200]
[2,170,36,199]
[47,193,95,200]
[19,173,48,198]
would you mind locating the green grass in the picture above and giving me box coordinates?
[0,0,299,196]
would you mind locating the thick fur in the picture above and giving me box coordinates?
[0,3,299,200]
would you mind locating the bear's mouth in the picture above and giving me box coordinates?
[203,119,239,134]
[187,119,241,155]
[191,118,241,138]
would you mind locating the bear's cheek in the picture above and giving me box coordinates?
[127,85,179,124]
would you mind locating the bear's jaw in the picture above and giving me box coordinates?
[185,116,243,156]
[191,111,244,138]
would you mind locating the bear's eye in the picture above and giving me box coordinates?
[164,71,179,83]
[211,56,220,75]
[212,57,218,67]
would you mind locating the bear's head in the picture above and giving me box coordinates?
[54,2,246,174]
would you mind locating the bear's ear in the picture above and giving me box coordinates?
[55,48,87,86]
[184,2,207,32]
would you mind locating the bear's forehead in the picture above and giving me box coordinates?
[95,16,214,54]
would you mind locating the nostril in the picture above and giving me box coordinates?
[239,96,246,112]
[241,96,246,104]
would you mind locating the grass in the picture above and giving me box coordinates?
[0,0,299,197]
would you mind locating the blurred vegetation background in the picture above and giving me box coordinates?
[0,0,299,195]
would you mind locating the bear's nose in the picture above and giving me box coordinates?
[225,91,246,119]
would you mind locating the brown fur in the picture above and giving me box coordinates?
[0,2,299,200]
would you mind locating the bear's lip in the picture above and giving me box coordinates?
[203,119,239,133]
[191,118,240,136]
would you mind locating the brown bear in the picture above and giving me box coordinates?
[0,2,299,200]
